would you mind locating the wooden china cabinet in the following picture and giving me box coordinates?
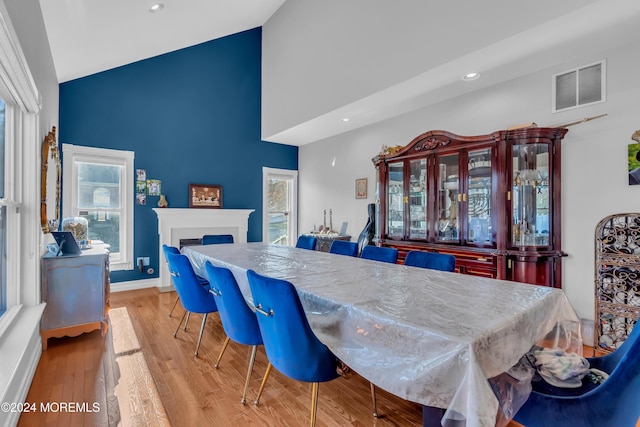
[372,127,568,288]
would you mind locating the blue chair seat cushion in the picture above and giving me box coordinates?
[530,372,602,397]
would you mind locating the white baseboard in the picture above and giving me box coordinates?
[110,278,159,293]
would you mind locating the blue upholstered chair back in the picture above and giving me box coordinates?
[360,245,398,264]
[514,322,640,427]
[205,262,262,346]
[403,250,456,272]
[163,244,209,287]
[246,269,339,384]
[329,240,358,257]
[295,235,317,250]
[162,244,180,260]
[166,252,217,314]
[590,320,640,373]
[202,234,234,245]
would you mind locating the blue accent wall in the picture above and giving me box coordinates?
[59,28,298,283]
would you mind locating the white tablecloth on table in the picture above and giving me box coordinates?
[184,243,581,427]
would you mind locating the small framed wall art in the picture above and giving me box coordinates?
[147,179,161,196]
[189,183,222,208]
[355,178,367,199]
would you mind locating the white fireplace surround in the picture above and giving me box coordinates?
[153,208,254,290]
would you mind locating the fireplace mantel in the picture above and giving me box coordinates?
[153,208,254,290]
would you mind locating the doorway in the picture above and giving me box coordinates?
[262,167,298,246]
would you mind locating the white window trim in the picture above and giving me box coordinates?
[262,167,298,246]
[0,0,40,336]
[62,144,134,271]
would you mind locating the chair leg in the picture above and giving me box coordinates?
[214,336,231,368]
[370,382,379,417]
[241,345,258,405]
[184,312,191,331]
[194,313,208,357]
[310,382,319,427]
[174,310,187,337]
[168,295,180,317]
[254,362,272,406]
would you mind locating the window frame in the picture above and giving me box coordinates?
[0,103,20,327]
[262,167,298,246]
[0,0,40,335]
[62,144,134,271]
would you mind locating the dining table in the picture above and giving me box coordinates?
[183,242,581,427]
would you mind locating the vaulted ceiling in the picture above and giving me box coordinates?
[39,0,640,145]
[39,0,286,83]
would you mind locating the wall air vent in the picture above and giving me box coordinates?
[552,60,605,113]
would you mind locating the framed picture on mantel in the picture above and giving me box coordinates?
[189,184,222,208]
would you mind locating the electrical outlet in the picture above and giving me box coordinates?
[136,257,150,266]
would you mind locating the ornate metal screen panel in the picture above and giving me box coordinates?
[594,213,640,352]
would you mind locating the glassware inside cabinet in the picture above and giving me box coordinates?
[387,161,404,237]
[467,148,492,245]
[409,159,427,239]
[438,154,459,242]
[512,143,550,247]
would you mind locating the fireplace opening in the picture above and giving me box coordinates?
[179,238,202,249]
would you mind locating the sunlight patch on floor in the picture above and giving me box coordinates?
[111,307,170,426]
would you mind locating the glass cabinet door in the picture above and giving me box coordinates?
[387,161,404,238]
[467,148,492,245]
[437,154,459,242]
[409,159,427,239]
[375,166,380,239]
[512,143,550,247]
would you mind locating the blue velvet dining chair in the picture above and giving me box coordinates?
[246,269,378,426]
[165,252,218,357]
[403,250,456,272]
[205,262,266,404]
[360,245,398,264]
[202,234,234,245]
[514,322,640,427]
[163,244,209,319]
[329,240,358,257]
[295,235,317,250]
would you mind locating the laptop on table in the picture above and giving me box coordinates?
[51,231,83,256]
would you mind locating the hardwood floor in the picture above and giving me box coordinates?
[21,287,432,426]
[17,285,640,427]
[37,287,638,426]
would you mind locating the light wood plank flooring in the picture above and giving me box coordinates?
[20,287,535,426]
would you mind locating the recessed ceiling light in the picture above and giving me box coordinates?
[149,3,164,13]
[341,118,350,122]
[462,72,480,81]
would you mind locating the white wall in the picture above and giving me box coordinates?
[299,40,640,324]
[262,0,600,139]
[5,0,58,140]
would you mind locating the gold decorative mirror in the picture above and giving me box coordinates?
[40,126,61,233]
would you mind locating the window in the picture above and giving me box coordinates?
[263,168,298,246]
[0,1,39,328]
[0,99,6,316]
[63,145,134,270]
[552,60,605,112]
